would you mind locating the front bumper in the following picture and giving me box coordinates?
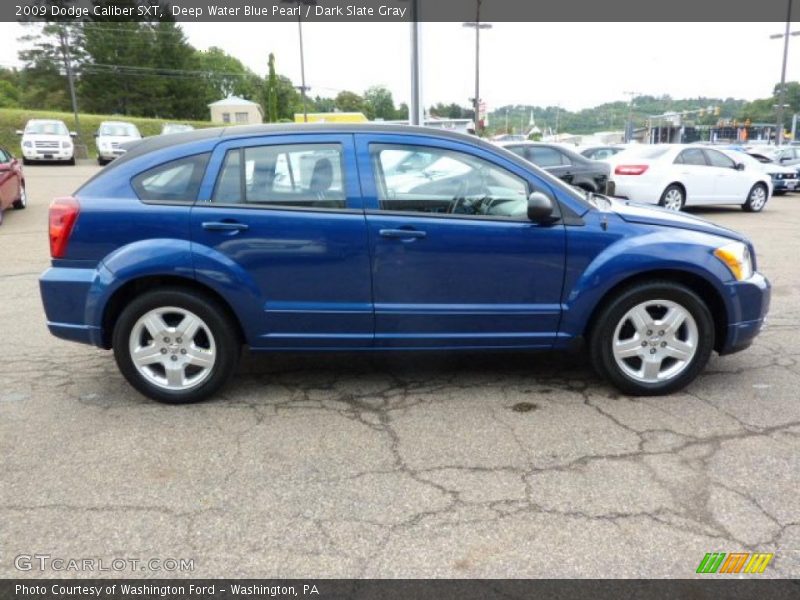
[772,178,798,192]
[22,148,74,161]
[719,271,771,355]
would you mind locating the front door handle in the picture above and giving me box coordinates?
[379,228,426,240]
[202,221,249,232]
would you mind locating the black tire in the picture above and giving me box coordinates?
[589,281,714,396]
[97,157,105,166]
[12,185,26,210]
[742,183,768,212]
[658,184,685,211]
[112,288,241,404]
[22,158,31,166]
[67,156,76,166]
[773,190,786,196]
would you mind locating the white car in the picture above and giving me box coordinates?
[95,121,142,165]
[606,144,772,212]
[16,119,75,165]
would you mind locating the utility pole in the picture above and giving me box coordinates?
[623,91,640,143]
[770,0,798,145]
[409,0,423,126]
[57,25,80,139]
[463,0,491,135]
[282,0,315,122]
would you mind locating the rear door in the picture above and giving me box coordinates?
[673,148,713,204]
[191,134,373,349]
[355,133,567,349]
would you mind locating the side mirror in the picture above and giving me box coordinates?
[781,156,790,162]
[69,131,77,137]
[94,132,99,138]
[15,130,23,136]
[527,191,555,222]
[734,162,745,171]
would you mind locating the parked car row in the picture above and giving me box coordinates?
[499,139,800,213]
[15,119,196,166]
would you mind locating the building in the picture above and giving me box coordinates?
[208,96,263,125]
[294,112,368,123]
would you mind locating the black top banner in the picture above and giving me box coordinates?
[5,0,798,23]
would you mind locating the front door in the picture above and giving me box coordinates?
[191,134,373,349]
[356,134,567,349]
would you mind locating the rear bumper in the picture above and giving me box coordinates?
[39,267,103,347]
[719,271,771,355]
[608,178,660,204]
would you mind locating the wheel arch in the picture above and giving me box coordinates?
[100,275,246,349]
[583,268,728,353]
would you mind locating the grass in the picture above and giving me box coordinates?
[0,107,214,159]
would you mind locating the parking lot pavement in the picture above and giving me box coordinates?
[1,165,798,579]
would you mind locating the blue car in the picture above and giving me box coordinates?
[39,124,770,403]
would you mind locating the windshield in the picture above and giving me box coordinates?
[99,123,139,137]
[25,121,68,136]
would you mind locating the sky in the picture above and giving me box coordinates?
[0,21,798,112]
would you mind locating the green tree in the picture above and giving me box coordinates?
[0,68,22,108]
[17,21,81,112]
[363,85,396,120]
[265,53,278,123]
[335,90,365,113]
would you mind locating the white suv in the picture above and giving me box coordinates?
[17,119,75,165]
[95,121,142,165]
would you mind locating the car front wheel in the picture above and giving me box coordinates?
[589,281,714,395]
[742,183,768,212]
[112,288,240,403]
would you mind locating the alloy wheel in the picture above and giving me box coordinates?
[128,306,217,391]
[611,299,698,384]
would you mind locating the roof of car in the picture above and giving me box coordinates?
[113,122,492,164]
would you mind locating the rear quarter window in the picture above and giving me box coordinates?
[131,153,210,202]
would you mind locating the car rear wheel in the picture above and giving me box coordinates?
[12,185,26,210]
[659,185,685,211]
[589,281,714,396]
[742,183,768,212]
[112,288,240,404]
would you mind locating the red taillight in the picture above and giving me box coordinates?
[49,196,80,258]
[614,164,649,176]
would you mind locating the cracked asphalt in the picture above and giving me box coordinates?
[1,165,798,578]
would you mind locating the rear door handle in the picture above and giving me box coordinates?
[202,221,249,232]
[379,228,426,239]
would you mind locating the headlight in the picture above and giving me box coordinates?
[61,141,72,149]
[22,141,32,148]
[714,242,753,281]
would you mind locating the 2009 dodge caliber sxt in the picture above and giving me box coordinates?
[39,124,770,403]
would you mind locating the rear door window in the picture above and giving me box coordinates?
[132,154,210,202]
[212,143,347,209]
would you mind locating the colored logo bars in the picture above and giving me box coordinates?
[696,552,774,574]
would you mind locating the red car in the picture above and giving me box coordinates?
[0,144,27,224]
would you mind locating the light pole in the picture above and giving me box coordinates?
[282,0,316,122]
[770,0,799,145]
[463,0,491,135]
